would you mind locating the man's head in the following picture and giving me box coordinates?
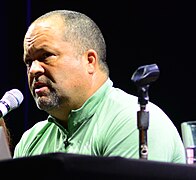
[23,10,109,121]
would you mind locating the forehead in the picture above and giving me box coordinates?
[25,16,64,40]
[23,18,69,59]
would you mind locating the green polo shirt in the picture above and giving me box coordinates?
[13,78,186,163]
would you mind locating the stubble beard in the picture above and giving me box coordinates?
[35,90,60,112]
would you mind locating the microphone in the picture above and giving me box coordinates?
[0,89,24,118]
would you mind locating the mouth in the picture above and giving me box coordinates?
[33,82,48,96]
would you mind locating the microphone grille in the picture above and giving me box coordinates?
[1,89,24,109]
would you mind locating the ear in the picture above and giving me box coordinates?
[86,49,98,74]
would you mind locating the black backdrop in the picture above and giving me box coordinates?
[2,0,196,154]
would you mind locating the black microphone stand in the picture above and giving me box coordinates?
[131,64,160,160]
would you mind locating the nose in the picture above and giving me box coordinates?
[29,60,44,77]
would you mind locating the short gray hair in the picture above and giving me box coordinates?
[33,10,109,75]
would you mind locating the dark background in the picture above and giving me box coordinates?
[2,0,196,154]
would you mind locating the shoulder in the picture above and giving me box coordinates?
[25,120,50,134]
[106,87,138,108]
[16,120,50,147]
[13,120,50,158]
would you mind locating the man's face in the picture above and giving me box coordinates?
[23,18,91,116]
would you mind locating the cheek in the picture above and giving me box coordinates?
[27,74,33,87]
[54,60,89,84]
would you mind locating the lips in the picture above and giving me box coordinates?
[33,82,48,95]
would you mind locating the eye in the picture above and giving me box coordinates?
[39,52,53,62]
[25,59,32,69]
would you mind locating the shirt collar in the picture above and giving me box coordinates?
[48,78,113,133]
